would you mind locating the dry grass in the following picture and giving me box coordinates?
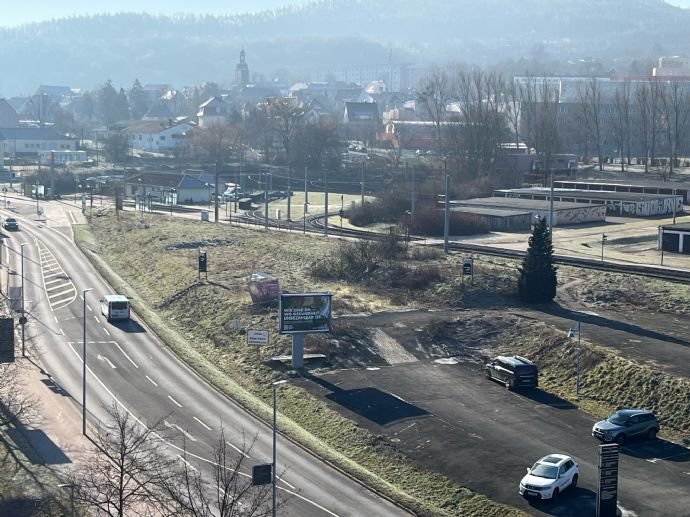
[75,213,526,517]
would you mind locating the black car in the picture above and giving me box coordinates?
[485,355,538,390]
[2,217,19,231]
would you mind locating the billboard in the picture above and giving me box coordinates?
[246,272,280,306]
[279,293,332,334]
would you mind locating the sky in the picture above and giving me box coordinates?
[0,0,296,28]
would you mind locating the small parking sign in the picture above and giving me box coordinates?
[462,259,473,276]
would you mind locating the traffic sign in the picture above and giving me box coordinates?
[462,259,473,276]
[18,316,28,325]
[247,329,269,346]
[252,463,272,486]
[198,252,207,273]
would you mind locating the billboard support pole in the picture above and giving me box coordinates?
[291,334,304,370]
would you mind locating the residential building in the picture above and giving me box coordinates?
[197,97,231,128]
[0,99,19,127]
[0,127,76,157]
[123,120,195,153]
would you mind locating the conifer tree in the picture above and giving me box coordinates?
[518,217,557,302]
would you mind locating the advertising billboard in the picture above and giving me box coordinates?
[279,293,332,334]
[246,272,280,306]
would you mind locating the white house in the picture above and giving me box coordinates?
[124,120,194,153]
[0,127,76,157]
[197,97,231,128]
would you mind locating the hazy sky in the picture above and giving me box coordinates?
[0,0,296,27]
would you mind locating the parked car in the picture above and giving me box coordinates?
[592,408,659,445]
[2,217,19,231]
[519,454,579,500]
[484,355,538,390]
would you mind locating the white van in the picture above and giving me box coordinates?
[100,294,130,322]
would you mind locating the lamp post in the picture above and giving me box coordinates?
[601,233,607,262]
[20,243,26,357]
[272,379,288,517]
[405,209,411,249]
[82,287,93,435]
[567,322,581,396]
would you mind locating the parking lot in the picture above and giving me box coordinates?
[297,310,690,517]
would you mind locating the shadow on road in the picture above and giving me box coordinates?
[516,388,578,410]
[109,319,147,333]
[536,303,690,347]
[304,373,430,426]
[527,486,596,516]
[621,438,690,462]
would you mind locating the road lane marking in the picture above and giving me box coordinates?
[54,316,59,324]
[277,475,296,490]
[103,327,110,336]
[168,395,182,408]
[87,305,92,312]
[146,375,158,386]
[164,420,197,442]
[113,342,137,368]
[59,328,64,336]
[193,417,212,431]
[64,343,334,516]
[225,441,250,459]
[49,288,76,299]
[93,315,99,322]
[97,354,117,369]
[176,454,199,472]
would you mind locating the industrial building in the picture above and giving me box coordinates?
[659,223,690,255]
[449,206,535,231]
[554,180,690,204]
[449,197,606,227]
[493,188,683,217]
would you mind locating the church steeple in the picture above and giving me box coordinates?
[235,48,249,87]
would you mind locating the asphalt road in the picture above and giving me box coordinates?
[3,198,409,517]
[299,354,690,517]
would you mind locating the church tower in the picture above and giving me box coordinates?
[235,49,250,87]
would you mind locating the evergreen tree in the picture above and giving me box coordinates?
[518,217,557,302]
[97,80,120,125]
[116,87,131,120]
[128,79,149,119]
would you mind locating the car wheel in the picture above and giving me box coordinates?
[571,474,578,489]
[647,428,658,440]
[484,369,492,380]
[615,434,626,445]
[551,488,559,500]
[504,378,511,390]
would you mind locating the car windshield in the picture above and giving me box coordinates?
[515,365,534,374]
[607,412,630,425]
[530,464,558,479]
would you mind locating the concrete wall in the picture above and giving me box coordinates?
[555,204,607,225]
[606,197,683,217]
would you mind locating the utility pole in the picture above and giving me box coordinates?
[443,161,450,254]
[214,160,219,222]
[548,168,555,230]
[287,166,291,221]
[411,164,416,218]
[264,171,270,231]
[360,162,365,206]
[50,151,55,199]
[324,169,329,238]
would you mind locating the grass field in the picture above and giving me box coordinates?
[74,210,690,515]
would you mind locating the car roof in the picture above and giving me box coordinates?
[615,408,653,417]
[537,454,571,466]
[496,355,535,367]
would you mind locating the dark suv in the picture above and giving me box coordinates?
[485,355,538,390]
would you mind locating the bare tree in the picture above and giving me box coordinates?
[610,81,632,172]
[266,97,305,166]
[0,362,35,428]
[164,430,282,517]
[577,78,605,171]
[659,81,690,176]
[417,69,452,156]
[67,403,176,517]
[292,122,340,170]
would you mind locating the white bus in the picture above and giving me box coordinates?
[100,294,130,322]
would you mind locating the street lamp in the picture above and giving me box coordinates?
[567,322,581,396]
[20,243,26,357]
[82,287,93,435]
[272,379,288,517]
[405,209,412,249]
[601,233,607,262]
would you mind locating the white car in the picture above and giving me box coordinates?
[519,454,579,500]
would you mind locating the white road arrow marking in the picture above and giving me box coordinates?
[164,420,197,442]
[97,354,117,368]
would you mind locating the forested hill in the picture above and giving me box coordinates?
[1,0,690,95]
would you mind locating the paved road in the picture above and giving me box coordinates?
[3,197,409,517]
[301,361,690,517]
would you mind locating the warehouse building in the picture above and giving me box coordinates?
[659,223,690,254]
[554,180,690,204]
[449,197,606,227]
[493,188,683,217]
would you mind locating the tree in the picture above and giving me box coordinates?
[0,362,35,427]
[518,217,557,303]
[129,79,150,120]
[104,133,131,164]
[610,81,632,172]
[67,403,176,517]
[577,79,604,171]
[417,69,452,157]
[98,80,129,125]
[163,430,282,517]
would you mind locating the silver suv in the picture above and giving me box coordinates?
[592,408,659,445]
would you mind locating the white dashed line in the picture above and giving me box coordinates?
[226,441,251,458]
[193,417,212,431]
[113,342,137,368]
[93,315,99,322]
[54,316,59,324]
[168,395,182,408]
[164,420,196,442]
[87,305,92,312]
[59,328,65,336]
[145,375,158,386]
[103,327,110,336]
